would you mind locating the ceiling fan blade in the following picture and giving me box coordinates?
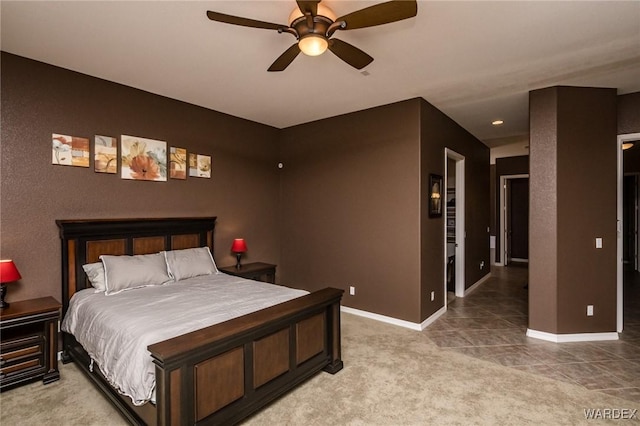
[336,0,417,30]
[268,44,301,72]
[296,1,319,16]
[328,39,373,70]
[206,11,287,31]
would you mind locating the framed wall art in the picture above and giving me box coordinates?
[52,134,90,168]
[169,147,187,180]
[94,135,117,174]
[188,153,211,178]
[429,173,443,218]
[121,135,167,181]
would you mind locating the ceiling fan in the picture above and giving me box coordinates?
[206,1,418,72]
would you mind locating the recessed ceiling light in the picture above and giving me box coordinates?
[492,120,504,126]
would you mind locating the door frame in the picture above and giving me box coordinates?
[444,148,465,299]
[617,132,640,332]
[498,174,529,267]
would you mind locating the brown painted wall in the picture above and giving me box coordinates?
[529,87,559,333]
[619,92,640,174]
[278,100,422,322]
[0,53,281,303]
[618,92,640,135]
[419,99,490,320]
[278,98,489,323]
[529,86,617,334]
[557,87,617,333]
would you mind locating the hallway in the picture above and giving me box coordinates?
[424,265,640,403]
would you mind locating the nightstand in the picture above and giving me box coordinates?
[0,296,61,391]
[219,262,276,284]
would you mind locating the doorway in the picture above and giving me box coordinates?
[499,174,529,266]
[444,149,465,301]
[617,133,640,332]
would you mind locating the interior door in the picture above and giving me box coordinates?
[507,178,529,262]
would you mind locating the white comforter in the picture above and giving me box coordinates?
[61,273,308,405]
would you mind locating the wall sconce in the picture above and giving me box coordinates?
[622,142,635,150]
[0,259,22,309]
[231,239,248,269]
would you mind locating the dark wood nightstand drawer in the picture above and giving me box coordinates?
[0,335,45,380]
[0,297,61,391]
[1,357,45,379]
[1,335,44,362]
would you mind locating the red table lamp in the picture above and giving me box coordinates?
[231,239,247,269]
[0,260,22,309]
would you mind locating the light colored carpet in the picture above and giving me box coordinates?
[1,313,637,425]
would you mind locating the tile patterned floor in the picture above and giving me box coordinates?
[423,264,640,404]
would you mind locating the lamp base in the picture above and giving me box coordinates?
[0,284,9,309]
[235,253,243,269]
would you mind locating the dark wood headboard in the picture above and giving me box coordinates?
[56,217,216,315]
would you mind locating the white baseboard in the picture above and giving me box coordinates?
[420,305,447,329]
[340,273,492,330]
[341,306,423,330]
[526,328,619,343]
[463,272,491,297]
[341,305,447,331]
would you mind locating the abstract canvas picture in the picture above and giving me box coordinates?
[170,147,187,180]
[52,134,90,167]
[94,135,117,174]
[121,135,167,181]
[189,153,211,178]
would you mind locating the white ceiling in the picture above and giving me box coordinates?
[2,1,639,145]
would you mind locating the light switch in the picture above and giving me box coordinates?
[595,238,603,249]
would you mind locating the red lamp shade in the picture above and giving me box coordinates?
[0,260,22,284]
[231,239,247,253]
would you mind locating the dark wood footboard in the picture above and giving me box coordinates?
[149,287,343,425]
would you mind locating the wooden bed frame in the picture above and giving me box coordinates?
[57,217,343,425]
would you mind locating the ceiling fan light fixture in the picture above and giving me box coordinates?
[298,34,328,56]
[207,1,418,71]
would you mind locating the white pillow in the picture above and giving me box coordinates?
[164,247,218,282]
[82,262,106,293]
[100,253,172,296]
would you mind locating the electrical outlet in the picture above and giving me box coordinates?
[430,291,435,301]
[595,238,603,249]
[349,286,355,296]
[587,305,594,316]
[480,261,485,270]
